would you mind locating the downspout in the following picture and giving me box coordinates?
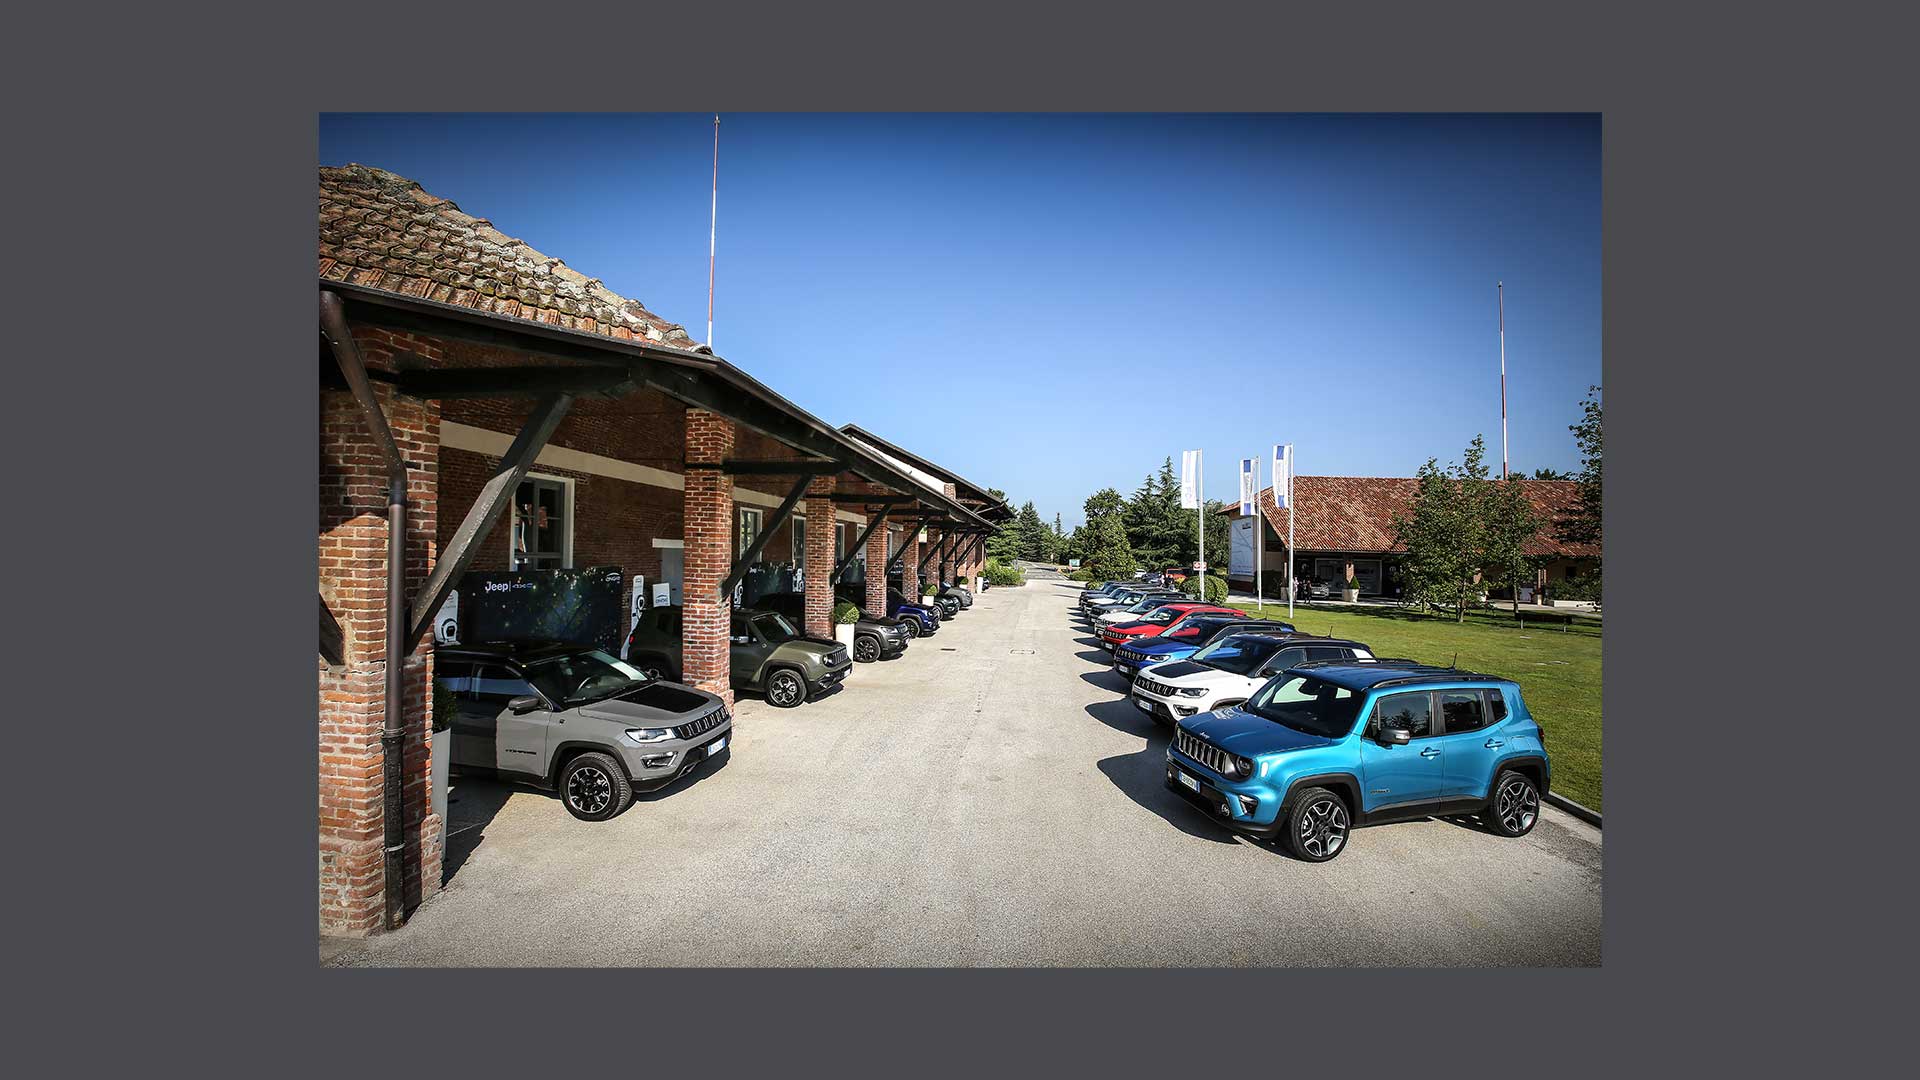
[321,290,411,933]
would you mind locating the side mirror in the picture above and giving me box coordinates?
[1375,727,1411,747]
[507,695,544,715]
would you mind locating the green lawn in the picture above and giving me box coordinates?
[1220,601,1604,812]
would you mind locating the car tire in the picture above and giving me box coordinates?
[1282,787,1352,863]
[1485,768,1540,837]
[559,751,633,822]
[766,667,807,709]
[899,619,920,640]
[853,634,881,663]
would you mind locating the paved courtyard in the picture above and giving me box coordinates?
[325,578,1602,967]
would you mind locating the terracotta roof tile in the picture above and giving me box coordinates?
[318,164,699,350]
[1241,476,1599,559]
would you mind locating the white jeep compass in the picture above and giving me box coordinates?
[1129,632,1373,724]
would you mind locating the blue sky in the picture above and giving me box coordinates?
[320,114,1600,529]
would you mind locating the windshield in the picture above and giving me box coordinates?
[522,649,651,706]
[752,611,802,643]
[1191,634,1287,676]
[1244,674,1366,738]
[1143,606,1185,623]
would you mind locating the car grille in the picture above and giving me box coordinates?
[1136,674,1179,698]
[827,646,849,666]
[1175,727,1230,776]
[1117,646,1148,663]
[674,705,730,741]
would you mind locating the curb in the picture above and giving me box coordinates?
[1545,792,1601,828]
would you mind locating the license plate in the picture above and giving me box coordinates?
[707,737,726,757]
[1115,664,1132,676]
[1178,770,1200,792]
[1134,697,1152,713]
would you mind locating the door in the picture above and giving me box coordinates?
[728,613,762,685]
[1435,689,1507,800]
[472,664,548,776]
[658,548,684,607]
[1358,691,1445,813]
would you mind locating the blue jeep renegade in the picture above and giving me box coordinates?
[1164,660,1550,862]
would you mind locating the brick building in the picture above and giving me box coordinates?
[318,165,997,936]
[1222,476,1600,599]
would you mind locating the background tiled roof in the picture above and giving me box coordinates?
[1246,477,1599,558]
[318,164,699,347]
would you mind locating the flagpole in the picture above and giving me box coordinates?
[1254,455,1263,616]
[1499,280,1507,480]
[1287,444,1295,621]
[1196,450,1203,596]
[706,114,720,348]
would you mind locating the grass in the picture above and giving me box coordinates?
[1221,600,1603,812]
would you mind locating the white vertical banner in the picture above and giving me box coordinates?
[1272,444,1291,510]
[1180,449,1201,510]
[1239,457,1258,516]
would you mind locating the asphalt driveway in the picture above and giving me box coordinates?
[325,579,1601,967]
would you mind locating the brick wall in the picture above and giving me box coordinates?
[682,410,735,704]
[864,516,889,615]
[318,340,442,937]
[803,477,837,636]
[900,528,921,602]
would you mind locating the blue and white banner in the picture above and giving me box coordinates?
[1180,449,1201,509]
[1239,458,1258,516]
[1273,444,1291,510]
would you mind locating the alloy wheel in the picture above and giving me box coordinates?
[566,766,613,815]
[1298,797,1349,859]
[854,636,879,662]
[1497,777,1538,833]
[769,672,803,706]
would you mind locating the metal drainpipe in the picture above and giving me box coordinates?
[381,461,407,932]
[320,291,412,933]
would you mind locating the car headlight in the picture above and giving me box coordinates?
[625,727,675,744]
[1177,686,1209,697]
[1221,754,1255,780]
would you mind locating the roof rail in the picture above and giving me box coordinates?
[1370,673,1506,689]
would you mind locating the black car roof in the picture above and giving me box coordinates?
[1281,659,1511,690]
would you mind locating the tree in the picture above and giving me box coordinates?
[1483,476,1542,623]
[1012,500,1051,562]
[1392,436,1495,622]
[1529,467,1573,481]
[1082,486,1136,581]
[1558,386,1602,549]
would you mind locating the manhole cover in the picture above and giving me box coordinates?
[1009,648,1035,655]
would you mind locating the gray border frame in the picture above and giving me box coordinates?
[20,0,1906,1072]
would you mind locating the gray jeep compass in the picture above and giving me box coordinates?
[434,641,732,821]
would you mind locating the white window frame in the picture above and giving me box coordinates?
[507,472,575,570]
[736,505,763,559]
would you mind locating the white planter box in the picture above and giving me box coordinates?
[834,623,856,648]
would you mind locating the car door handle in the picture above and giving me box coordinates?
[1419,747,1440,758]
[1484,738,1503,748]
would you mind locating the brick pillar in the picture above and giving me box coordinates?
[803,476,837,637]
[864,516,889,615]
[901,526,921,603]
[941,484,958,586]
[682,409,735,705]
[318,381,441,937]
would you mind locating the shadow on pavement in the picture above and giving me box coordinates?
[441,749,735,885]
[1079,668,1132,694]
[1085,697,1238,845]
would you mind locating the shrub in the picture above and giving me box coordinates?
[985,558,1026,587]
[1181,572,1229,604]
[432,674,456,733]
[1067,568,1093,582]
[832,599,861,625]
[920,579,938,596]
